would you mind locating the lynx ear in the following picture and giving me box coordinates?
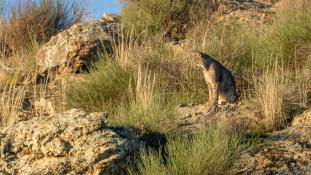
[191,50,201,58]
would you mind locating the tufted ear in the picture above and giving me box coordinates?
[191,50,201,58]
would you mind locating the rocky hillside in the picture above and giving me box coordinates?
[0,0,311,174]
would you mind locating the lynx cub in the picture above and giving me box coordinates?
[193,51,238,112]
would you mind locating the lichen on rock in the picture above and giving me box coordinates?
[0,109,138,175]
[36,13,120,79]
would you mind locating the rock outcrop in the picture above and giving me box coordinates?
[176,103,258,134]
[230,109,311,175]
[0,109,138,175]
[36,13,120,78]
[216,0,279,30]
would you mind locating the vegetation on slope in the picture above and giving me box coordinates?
[129,127,250,175]
[0,0,311,174]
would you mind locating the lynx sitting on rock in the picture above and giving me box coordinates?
[192,51,238,113]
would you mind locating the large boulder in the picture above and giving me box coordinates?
[0,109,138,175]
[36,13,120,78]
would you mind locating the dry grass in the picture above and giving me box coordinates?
[1,0,85,52]
[252,56,311,131]
[0,76,27,127]
[294,63,311,108]
[253,66,286,130]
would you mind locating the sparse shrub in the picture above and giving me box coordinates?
[2,0,85,51]
[65,59,132,113]
[121,0,219,39]
[129,127,249,175]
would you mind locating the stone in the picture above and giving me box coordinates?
[0,109,138,175]
[36,13,120,78]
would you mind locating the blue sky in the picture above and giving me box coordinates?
[89,0,122,18]
[4,0,122,19]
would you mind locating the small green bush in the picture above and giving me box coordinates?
[65,59,132,113]
[111,93,177,133]
[129,127,249,175]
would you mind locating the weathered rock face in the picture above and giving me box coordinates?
[36,13,120,77]
[230,109,311,175]
[216,0,279,31]
[0,109,138,175]
[175,103,258,134]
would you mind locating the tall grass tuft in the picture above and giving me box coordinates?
[253,62,288,131]
[0,76,27,127]
[110,66,177,133]
[65,59,132,113]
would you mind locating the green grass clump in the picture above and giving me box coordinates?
[129,127,249,175]
[254,0,311,67]
[111,93,177,133]
[65,59,132,113]
[109,66,178,133]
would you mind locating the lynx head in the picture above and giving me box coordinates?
[191,50,206,70]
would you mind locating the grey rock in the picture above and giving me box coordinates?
[36,13,120,78]
[0,109,138,175]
